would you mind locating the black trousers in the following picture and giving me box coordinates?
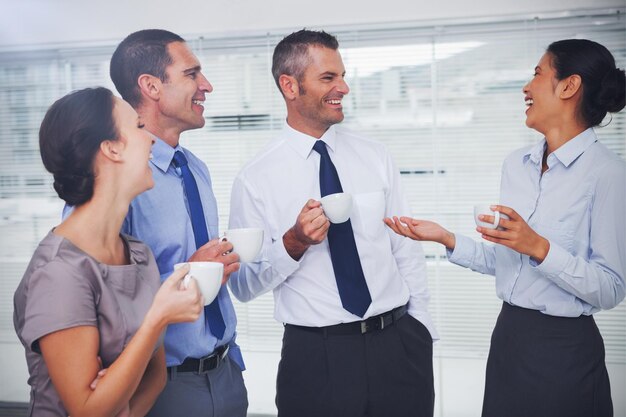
[276,313,434,417]
[482,302,613,417]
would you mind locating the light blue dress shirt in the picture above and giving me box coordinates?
[449,128,626,317]
[121,137,244,369]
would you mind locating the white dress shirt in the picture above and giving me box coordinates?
[449,128,626,317]
[229,123,437,338]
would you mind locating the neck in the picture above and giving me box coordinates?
[137,105,181,147]
[286,116,331,139]
[543,123,587,155]
[55,185,132,265]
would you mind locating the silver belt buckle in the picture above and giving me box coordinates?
[379,315,386,330]
[220,344,230,360]
[360,321,368,334]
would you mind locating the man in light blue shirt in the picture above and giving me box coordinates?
[111,29,247,417]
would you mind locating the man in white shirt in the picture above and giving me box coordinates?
[229,29,436,417]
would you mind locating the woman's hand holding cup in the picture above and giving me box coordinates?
[146,264,203,329]
[476,205,550,263]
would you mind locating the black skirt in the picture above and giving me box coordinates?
[482,302,613,417]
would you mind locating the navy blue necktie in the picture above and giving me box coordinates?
[313,140,372,317]
[172,151,225,339]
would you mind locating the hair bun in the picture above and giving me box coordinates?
[53,173,94,206]
[597,67,626,113]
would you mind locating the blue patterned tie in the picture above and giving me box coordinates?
[313,140,372,317]
[172,150,225,339]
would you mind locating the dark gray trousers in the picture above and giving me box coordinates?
[146,355,248,417]
[276,314,434,417]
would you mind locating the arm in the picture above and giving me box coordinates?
[128,347,167,417]
[227,175,324,302]
[39,267,202,417]
[384,214,499,277]
[480,162,626,310]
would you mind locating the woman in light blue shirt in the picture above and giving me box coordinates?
[385,39,625,417]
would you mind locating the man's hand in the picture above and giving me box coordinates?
[188,239,241,284]
[283,199,330,260]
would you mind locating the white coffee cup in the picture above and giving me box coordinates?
[174,261,223,305]
[222,228,264,263]
[320,192,352,224]
[474,204,509,230]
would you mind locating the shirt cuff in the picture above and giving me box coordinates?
[447,234,476,268]
[530,239,570,278]
[267,235,301,279]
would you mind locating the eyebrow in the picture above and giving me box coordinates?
[320,71,345,77]
[183,65,202,75]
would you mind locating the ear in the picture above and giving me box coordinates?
[558,74,582,100]
[99,139,124,162]
[279,74,299,100]
[137,74,162,101]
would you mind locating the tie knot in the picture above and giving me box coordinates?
[313,140,329,157]
[172,150,188,168]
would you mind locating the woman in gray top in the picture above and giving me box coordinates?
[13,87,204,417]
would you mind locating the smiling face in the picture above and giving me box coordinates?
[522,53,566,134]
[113,97,155,193]
[287,46,350,138]
[158,41,213,135]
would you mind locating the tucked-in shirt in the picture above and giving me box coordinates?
[449,128,626,317]
[229,123,437,338]
[13,231,161,417]
[122,136,244,369]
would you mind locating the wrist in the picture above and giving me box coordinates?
[143,306,167,333]
[531,237,550,264]
[442,231,456,250]
[283,228,309,261]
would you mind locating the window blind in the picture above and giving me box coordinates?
[0,9,624,369]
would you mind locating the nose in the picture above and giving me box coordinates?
[522,79,530,94]
[198,72,213,93]
[337,77,350,95]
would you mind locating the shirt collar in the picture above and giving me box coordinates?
[552,128,597,167]
[149,133,184,173]
[282,123,337,159]
[524,128,597,168]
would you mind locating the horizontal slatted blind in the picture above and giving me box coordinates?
[0,11,624,365]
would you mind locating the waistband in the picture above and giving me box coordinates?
[287,304,408,336]
[168,344,229,375]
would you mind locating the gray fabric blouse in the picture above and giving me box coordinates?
[13,230,161,417]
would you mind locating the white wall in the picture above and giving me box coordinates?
[1,0,625,48]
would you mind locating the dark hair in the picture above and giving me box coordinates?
[547,39,626,127]
[272,29,339,94]
[110,29,185,108]
[39,87,117,206]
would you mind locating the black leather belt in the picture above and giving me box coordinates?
[169,345,229,374]
[289,304,408,336]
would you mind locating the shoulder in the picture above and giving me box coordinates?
[122,234,157,266]
[336,126,387,151]
[505,144,534,163]
[236,133,290,177]
[586,141,626,175]
[180,146,210,172]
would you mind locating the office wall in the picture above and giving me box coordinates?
[1,0,625,48]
